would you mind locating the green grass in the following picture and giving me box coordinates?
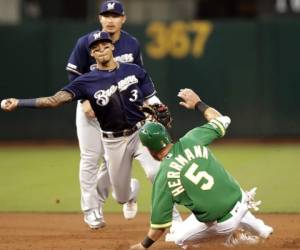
[0,143,299,213]
[212,144,300,212]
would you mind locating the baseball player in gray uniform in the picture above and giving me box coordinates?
[66,0,152,229]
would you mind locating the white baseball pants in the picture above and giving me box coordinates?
[170,191,270,247]
[76,102,108,212]
[76,102,160,209]
[101,129,160,204]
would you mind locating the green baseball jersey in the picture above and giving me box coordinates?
[150,116,242,229]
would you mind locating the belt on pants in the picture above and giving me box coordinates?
[101,121,146,138]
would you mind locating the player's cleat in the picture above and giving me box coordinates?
[84,208,106,229]
[123,178,139,220]
[250,218,274,239]
[259,225,274,239]
[224,229,260,247]
[246,187,262,211]
[123,200,138,220]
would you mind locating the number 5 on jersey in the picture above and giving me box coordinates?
[185,163,214,190]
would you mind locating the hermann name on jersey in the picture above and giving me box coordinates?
[167,145,209,197]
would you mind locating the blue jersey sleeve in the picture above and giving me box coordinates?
[66,35,90,76]
[133,39,144,67]
[61,77,87,101]
[138,67,156,99]
[68,71,79,82]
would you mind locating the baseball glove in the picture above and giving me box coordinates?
[140,103,172,128]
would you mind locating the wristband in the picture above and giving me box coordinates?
[141,236,155,248]
[18,99,37,108]
[195,101,210,113]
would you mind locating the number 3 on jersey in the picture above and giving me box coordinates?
[129,89,138,102]
[185,163,214,190]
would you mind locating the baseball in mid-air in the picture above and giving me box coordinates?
[1,99,7,109]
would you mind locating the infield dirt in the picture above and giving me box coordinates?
[0,213,299,250]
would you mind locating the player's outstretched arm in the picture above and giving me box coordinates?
[1,90,73,112]
[177,88,222,121]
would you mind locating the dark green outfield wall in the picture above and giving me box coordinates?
[0,18,299,140]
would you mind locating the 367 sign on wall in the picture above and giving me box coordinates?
[145,21,213,59]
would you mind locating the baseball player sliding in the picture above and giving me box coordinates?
[1,31,182,228]
[66,0,145,228]
[130,88,273,249]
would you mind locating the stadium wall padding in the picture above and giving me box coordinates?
[0,18,299,140]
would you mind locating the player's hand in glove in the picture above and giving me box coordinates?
[246,187,262,211]
[129,243,146,250]
[140,103,172,128]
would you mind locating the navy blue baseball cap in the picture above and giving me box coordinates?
[99,1,125,16]
[88,31,112,49]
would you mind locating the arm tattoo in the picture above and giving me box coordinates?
[36,91,74,108]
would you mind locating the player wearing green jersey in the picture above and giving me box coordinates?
[130,88,273,249]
